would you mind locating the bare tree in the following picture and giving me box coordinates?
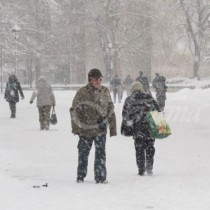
[4,0,208,85]
[180,0,210,79]
[84,0,154,81]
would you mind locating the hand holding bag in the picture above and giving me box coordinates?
[50,106,57,125]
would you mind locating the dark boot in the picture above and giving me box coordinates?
[138,169,145,176]
[147,170,153,176]
[45,123,49,130]
[10,113,16,118]
[76,176,84,183]
[40,123,45,130]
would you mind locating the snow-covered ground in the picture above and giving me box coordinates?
[166,77,210,88]
[0,88,210,210]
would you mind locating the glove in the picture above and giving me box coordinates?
[30,100,33,104]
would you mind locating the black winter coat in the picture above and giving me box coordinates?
[136,76,150,92]
[122,90,159,138]
[4,79,24,103]
[110,77,122,88]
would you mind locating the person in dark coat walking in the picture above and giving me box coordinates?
[122,82,159,176]
[123,74,133,97]
[136,71,151,94]
[4,74,24,118]
[70,68,117,183]
[110,74,123,103]
[152,73,167,111]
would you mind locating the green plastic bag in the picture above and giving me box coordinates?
[146,111,171,139]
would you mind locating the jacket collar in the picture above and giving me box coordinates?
[86,83,102,92]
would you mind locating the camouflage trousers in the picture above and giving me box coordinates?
[38,105,51,130]
[134,136,155,174]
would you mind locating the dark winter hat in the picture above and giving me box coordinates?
[88,68,103,79]
[9,74,18,82]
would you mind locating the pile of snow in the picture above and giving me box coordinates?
[167,77,210,88]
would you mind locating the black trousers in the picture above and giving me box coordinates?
[156,94,166,111]
[77,135,107,182]
[113,87,122,103]
[9,101,16,117]
[134,136,155,173]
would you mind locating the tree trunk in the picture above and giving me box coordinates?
[139,1,152,81]
[35,55,41,83]
[26,53,33,88]
[144,14,152,81]
[180,0,203,80]
[193,55,200,79]
[35,0,41,83]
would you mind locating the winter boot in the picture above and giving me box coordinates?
[76,177,84,183]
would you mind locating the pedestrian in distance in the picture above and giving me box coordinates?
[121,82,160,176]
[152,73,168,111]
[136,71,151,95]
[123,74,133,97]
[110,74,123,103]
[70,68,117,184]
[4,74,24,118]
[30,76,56,130]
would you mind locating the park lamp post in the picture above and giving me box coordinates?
[0,44,2,93]
[0,52,2,93]
[11,24,20,75]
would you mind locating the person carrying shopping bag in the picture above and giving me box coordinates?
[30,76,56,130]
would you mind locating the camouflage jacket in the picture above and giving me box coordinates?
[70,83,117,137]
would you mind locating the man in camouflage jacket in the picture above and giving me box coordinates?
[70,69,117,183]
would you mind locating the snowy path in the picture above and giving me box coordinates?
[0,89,210,210]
